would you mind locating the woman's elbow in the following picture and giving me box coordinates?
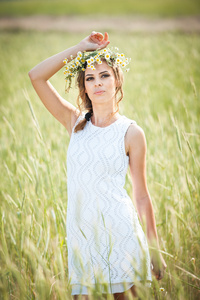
[28,68,41,82]
[28,69,35,81]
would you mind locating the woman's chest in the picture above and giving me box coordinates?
[67,129,129,175]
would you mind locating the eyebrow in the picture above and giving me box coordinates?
[85,71,109,77]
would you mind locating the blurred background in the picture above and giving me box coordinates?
[0,0,200,33]
[0,0,200,299]
[0,0,200,17]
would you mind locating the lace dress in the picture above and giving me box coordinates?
[66,114,152,295]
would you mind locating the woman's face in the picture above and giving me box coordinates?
[84,61,117,105]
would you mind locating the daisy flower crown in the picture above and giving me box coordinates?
[63,47,131,92]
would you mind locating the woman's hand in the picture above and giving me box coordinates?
[151,251,167,280]
[78,31,110,52]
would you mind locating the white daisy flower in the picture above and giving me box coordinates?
[77,51,82,57]
[96,58,101,63]
[116,58,122,64]
[105,53,110,60]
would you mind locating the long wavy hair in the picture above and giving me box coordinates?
[74,59,124,133]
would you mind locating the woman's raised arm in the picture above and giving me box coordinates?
[28,31,110,136]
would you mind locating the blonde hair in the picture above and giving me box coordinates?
[74,59,124,133]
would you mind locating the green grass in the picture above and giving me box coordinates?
[0,30,200,299]
[0,0,200,17]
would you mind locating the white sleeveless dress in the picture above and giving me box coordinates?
[66,114,152,295]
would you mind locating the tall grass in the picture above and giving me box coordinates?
[0,30,200,299]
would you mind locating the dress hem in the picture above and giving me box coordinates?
[70,280,152,295]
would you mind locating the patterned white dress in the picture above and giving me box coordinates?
[66,114,152,295]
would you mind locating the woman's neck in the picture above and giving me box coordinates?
[91,110,120,127]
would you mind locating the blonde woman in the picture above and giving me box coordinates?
[29,31,167,299]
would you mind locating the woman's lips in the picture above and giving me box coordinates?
[94,91,105,95]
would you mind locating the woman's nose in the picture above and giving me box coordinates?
[94,80,102,87]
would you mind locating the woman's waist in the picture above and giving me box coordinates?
[67,173,126,189]
[67,187,134,209]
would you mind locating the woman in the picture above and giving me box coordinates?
[29,31,167,299]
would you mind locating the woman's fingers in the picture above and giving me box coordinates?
[90,31,104,42]
[90,31,109,45]
[155,269,163,280]
[98,40,110,50]
[98,32,110,49]
[99,32,109,44]
[81,31,110,51]
[151,253,167,281]
[152,267,162,280]
[104,32,109,41]
[157,265,167,280]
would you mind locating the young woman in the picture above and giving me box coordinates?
[29,31,167,300]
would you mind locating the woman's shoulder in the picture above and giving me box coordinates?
[71,110,85,127]
[124,116,146,151]
[122,115,143,133]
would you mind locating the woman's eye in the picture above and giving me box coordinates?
[102,74,110,78]
[86,74,110,81]
[86,77,94,81]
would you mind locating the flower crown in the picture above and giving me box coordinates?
[63,47,131,92]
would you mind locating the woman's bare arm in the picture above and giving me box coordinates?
[126,124,167,280]
[28,45,82,135]
[28,31,110,136]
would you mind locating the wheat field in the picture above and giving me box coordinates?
[0,31,200,299]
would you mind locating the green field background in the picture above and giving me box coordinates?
[0,0,200,298]
[0,0,200,16]
[0,30,200,299]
